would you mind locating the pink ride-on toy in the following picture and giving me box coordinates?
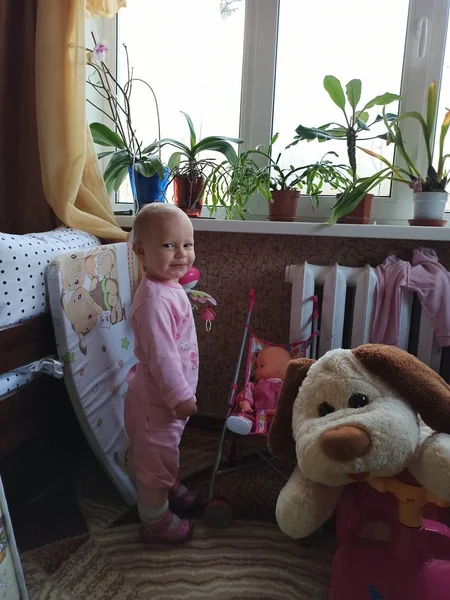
[204,289,319,529]
[331,474,450,600]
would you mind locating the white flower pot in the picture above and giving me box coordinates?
[413,191,448,220]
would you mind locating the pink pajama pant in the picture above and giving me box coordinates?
[124,388,187,507]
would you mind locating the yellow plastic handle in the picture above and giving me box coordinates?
[367,477,450,528]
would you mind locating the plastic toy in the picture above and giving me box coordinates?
[267,345,450,600]
[204,289,319,529]
[179,267,217,330]
[226,346,291,435]
[331,475,450,599]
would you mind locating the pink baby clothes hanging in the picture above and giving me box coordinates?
[372,248,450,347]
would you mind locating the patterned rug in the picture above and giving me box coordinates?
[21,428,333,600]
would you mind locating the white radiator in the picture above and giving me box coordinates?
[286,262,443,373]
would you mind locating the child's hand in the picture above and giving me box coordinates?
[175,397,197,420]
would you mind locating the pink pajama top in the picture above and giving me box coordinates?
[372,248,450,347]
[126,277,198,413]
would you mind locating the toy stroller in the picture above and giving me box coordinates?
[204,289,319,528]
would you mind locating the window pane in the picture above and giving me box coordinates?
[434,19,450,210]
[116,0,245,204]
[272,0,409,197]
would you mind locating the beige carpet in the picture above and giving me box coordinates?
[23,525,331,600]
[21,429,332,600]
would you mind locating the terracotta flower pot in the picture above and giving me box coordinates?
[173,175,204,217]
[337,193,373,225]
[268,190,300,221]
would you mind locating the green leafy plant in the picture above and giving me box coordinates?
[327,169,393,225]
[156,112,242,180]
[359,81,450,192]
[289,76,401,180]
[86,37,164,194]
[329,81,450,224]
[205,134,352,219]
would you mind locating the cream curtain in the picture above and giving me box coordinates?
[35,0,127,242]
[86,0,126,18]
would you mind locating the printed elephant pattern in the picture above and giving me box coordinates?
[60,248,125,354]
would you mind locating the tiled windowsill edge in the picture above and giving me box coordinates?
[115,214,450,242]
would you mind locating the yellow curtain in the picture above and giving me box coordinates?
[35,0,127,242]
[86,0,126,18]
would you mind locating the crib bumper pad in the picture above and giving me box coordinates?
[47,243,139,505]
[0,227,100,328]
[0,358,63,399]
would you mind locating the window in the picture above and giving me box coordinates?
[272,0,410,197]
[101,0,450,219]
[115,0,245,205]
[435,15,450,209]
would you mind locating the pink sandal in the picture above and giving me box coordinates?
[139,510,194,545]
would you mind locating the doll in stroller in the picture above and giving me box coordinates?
[204,289,319,528]
[225,345,292,436]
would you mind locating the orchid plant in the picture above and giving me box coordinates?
[86,35,164,194]
[156,111,243,181]
[359,81,450,193]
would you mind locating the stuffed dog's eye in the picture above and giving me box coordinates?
[318,402,335,417]
[348,393,368,409]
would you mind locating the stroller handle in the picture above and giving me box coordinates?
[248,288,256,313]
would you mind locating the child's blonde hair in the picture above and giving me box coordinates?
[132,204,189,243]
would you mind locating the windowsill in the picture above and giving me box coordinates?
[116,213,450,241]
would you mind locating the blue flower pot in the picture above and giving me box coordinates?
[128,165,170,212]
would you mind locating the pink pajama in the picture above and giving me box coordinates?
[372,248,450,347]
[124,388,187,505]
[124,277,198,507]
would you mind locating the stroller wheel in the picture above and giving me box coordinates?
[204,496,233,529]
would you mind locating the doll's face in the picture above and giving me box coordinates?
[254,347,291,381]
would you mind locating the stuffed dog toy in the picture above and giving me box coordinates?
[267,344,450,539]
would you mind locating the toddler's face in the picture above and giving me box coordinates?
[135,213,195,284]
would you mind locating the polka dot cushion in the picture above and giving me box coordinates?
[0,228,100,329]
[0,357,62,398]
[0,369,33,398]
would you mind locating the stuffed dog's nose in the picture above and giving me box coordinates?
[320,426,371,462]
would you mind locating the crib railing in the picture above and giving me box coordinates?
[286,262,449,379]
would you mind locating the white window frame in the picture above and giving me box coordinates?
[242,0,450,222]
[86,16,130,211]
[93,0,450,220]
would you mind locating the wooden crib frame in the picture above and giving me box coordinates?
[0,314,82,508]
[0,314,58,457]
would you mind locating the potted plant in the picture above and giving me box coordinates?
[357,81,450,225]
[86,38,168,212]
[327,169,394,225]
[156,112,242,217]
[205,135,352,220]
[290,76,401,223]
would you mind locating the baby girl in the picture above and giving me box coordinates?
[125,204,200,545]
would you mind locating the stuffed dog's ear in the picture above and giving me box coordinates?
[353,344,450,434]
[268,358,315,457]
